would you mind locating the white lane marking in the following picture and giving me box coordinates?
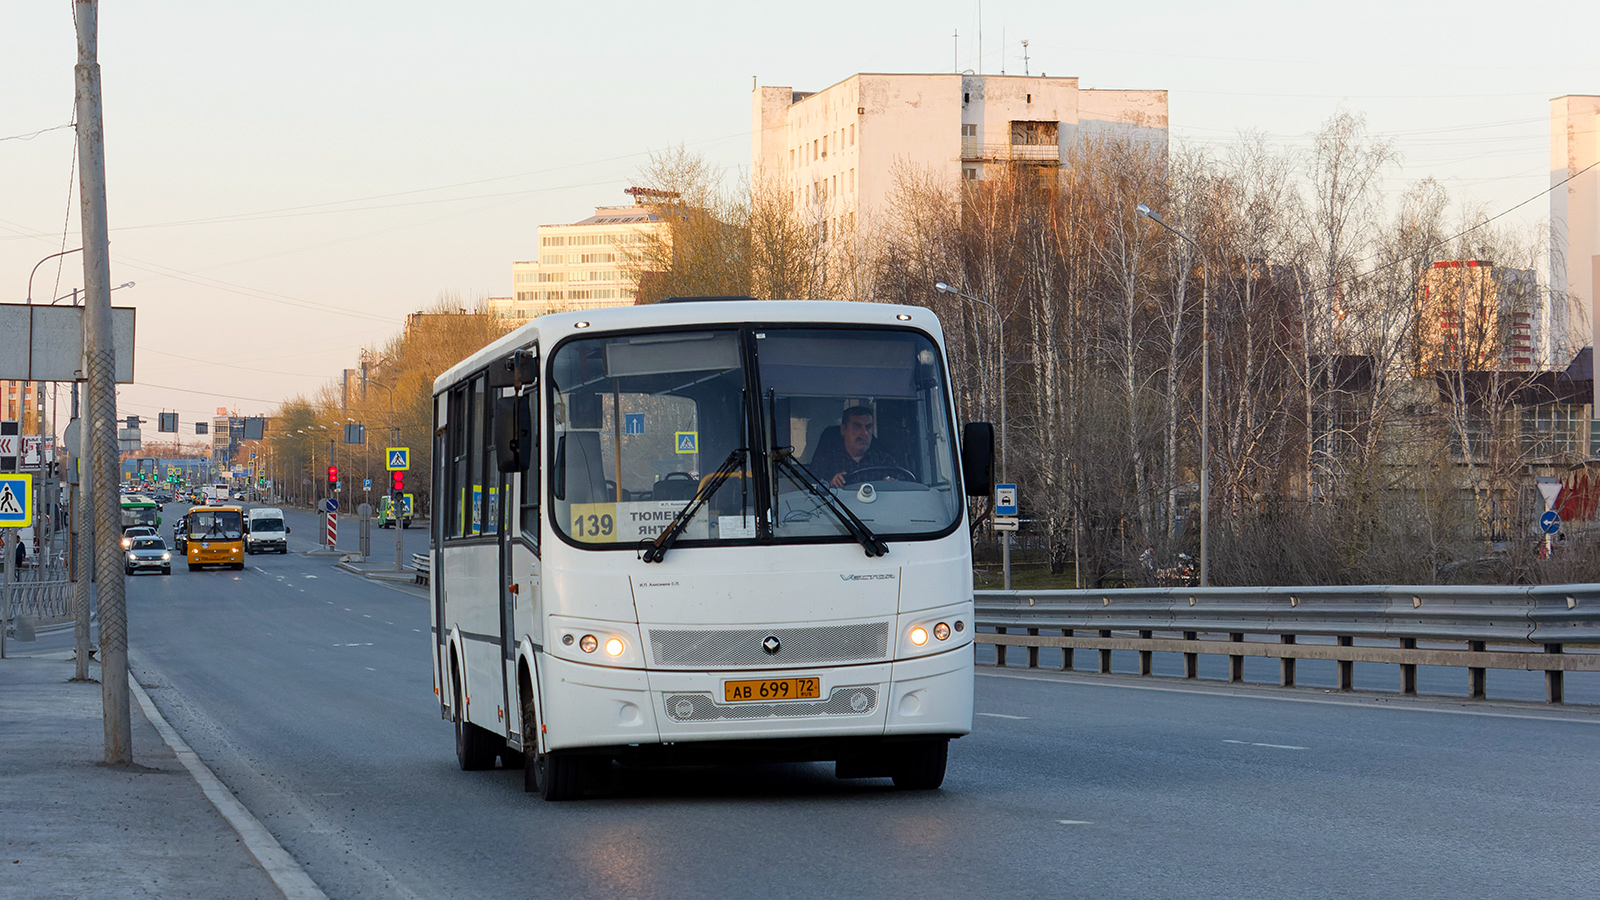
[1224,740,1308,751]
[303,575,317,579]
[1057,820,1093,825]
[362,614,371,618]
[365,667,376,671]
[130,678,329,900]
[977,712,1030,720]
[333,643,375,647]
[412,629,421,633]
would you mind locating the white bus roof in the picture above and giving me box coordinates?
[435,300,946,395]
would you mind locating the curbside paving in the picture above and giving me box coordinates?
[0,651,297,899]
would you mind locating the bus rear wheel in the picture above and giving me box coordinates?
[890,738,949,790]
[453,668,499,771]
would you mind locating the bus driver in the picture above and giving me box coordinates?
[811,405,899,488]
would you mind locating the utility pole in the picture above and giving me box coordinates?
[76,0,130,764]
[71,378,92,682]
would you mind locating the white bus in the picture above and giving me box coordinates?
[430,299,994,800]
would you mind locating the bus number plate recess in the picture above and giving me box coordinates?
[723,677,820,702]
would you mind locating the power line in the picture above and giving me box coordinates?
[0,122,74,143]
[1318,158,1600,296]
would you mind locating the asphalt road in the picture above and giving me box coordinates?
[56,512,1600,899]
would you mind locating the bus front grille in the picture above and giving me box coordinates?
[649,622,889,667]
[663,687,879,722]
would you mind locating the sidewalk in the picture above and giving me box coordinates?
[0,650,287,899]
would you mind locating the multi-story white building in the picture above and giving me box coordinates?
[751,72,1167,237]
[496,197,666,320]
[1551,95,1600,399]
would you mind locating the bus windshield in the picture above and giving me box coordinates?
[120,502,159,530]
[548,325,961,549]
[188,509,243,540]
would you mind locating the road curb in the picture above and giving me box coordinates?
[130,675,330,900]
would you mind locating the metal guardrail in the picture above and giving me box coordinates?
[412,553,430,586]
[975,585,1600,704]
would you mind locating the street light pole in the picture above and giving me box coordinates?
[935,282,1009,589]
[1136,204,1210,587]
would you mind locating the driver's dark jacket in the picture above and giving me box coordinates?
[809,443,898,484]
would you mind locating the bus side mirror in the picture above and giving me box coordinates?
[960,422,994,497]
[488,348,538,389]
[495,393,534,474]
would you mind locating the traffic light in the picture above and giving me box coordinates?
[327,464,338,487]
[391,470,404,495]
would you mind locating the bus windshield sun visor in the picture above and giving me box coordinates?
[642,449,748,563]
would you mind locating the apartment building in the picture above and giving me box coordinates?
[751,72,1167,237]
[498,194,666,320]
[1414,260,1538,375]
[1,380,40,423]
[1551,95,1600,402]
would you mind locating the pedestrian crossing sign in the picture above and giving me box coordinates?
[0,474,29,526]
[674,432,698,454]
[386,447,410,471]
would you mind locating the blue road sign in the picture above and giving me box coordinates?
[386,447,410,471]
[363,478,372,491]
[675,432,698,454]
[1540,510,1560,534]
[0,474,29,526]
[625,413,645,435]
[995,483,1018,516]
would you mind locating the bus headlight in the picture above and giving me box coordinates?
[604,637,625,657]
[933,622,951,641]
[910,626,928,647]
[579,634,598,653]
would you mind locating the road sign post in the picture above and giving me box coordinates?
[385,448,409,573]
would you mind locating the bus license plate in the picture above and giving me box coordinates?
[724,677,820,703]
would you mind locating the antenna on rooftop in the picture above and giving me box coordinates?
[1022,39,1029,76]
[952,29,958,73]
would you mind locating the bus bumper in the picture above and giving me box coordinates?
[539,643,973,752]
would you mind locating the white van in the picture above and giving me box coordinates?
[245,507,289,554]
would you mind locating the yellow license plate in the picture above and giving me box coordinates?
[724,677,820,703]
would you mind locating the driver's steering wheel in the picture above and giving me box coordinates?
[843,465,918,485]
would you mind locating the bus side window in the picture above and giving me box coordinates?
[519,388,540,545]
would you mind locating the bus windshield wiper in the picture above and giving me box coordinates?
[642,449,746,564]
[773,450,888,558]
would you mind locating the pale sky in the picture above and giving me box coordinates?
[1,0,1593,454]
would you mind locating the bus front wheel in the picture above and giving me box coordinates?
[890,738,949,790]
[522,688,585,801]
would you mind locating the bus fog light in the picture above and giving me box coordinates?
[561,634,574,646]
[604,637,624,657]
[579,634,598,653]
[934,622,950,641]
[910,626,928,647]
[954,620,965,632]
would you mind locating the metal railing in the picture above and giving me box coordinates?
[975,584,1600,704]
[3,578,73,632]
[412,553,430,586]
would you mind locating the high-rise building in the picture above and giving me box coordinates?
[1550,96,1600,406]
[1414,260,1537,375]
[751,73,1167,235]
[496,195,666,320]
